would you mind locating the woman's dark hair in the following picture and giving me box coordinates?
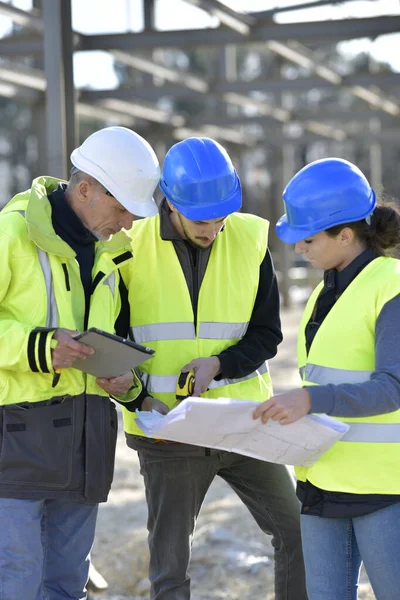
[326,196,400,257]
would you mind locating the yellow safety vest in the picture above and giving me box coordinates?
[123,211,274,437]
[296,256,400,494]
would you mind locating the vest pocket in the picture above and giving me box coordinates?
[0,399,81,489]
[106,402,118,488]
[84,396,118,503]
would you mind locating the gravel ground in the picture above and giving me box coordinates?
[89,307,376,600]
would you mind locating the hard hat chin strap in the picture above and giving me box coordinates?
[365,211,375,227]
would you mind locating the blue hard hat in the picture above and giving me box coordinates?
[160,137,242,220]
[276,158,376,244]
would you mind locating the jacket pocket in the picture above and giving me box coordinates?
[0,399,82,489]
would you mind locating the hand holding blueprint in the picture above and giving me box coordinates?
[136,397,349,467]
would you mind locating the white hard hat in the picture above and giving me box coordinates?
[70,126,160,217]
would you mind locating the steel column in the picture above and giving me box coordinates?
[42,0,76,179]
[143,0,155,30]
[369,119,383,190]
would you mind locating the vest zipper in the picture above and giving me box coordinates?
[62,263,71,291]
[189,247,200,325]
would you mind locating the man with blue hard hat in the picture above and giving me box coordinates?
[121,137,307,599]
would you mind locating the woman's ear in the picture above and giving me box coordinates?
[340,227,355,247]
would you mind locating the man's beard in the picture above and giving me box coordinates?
[91,229,113,242]
[179,215,210,249]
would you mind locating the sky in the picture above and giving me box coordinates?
[0,0,399,89]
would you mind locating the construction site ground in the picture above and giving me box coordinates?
[90,306,375,600]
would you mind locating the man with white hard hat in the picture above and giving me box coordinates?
[70,125,160,220]
[0,126,159,600]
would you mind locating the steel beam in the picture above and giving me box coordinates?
[173,125,250,145]
[289,128,400,144]
[42,0,76,179]
[181,0,399,118]
[176,125,400,145]
[222,91,345,140]
[0,35,43,55]
[0,78,41,101]
[192,113,282,128]
[358,128,400,143]
[182,0,255,35]
[266,40,399,116]
[295,107,393,122]
[0,61,187,129]
[0,1,43,32]
[80,71,400,103]
[0,4,397,121]
[77,103,135,126]
[222,92,290,122]
[191,108,394,127]
[0,1,397,149]
[252,0,378,19]
[80,85,196,102]
[0,60,46,90]
[97,98,185,127]
[213,70,400,94]
[80,17,400,51]
[85,85,348,138]
[111,51,209,93]
[0,1,209,95]
[0,10,394,56]
[239,129,400,150]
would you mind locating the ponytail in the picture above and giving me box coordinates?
[326,196,400,257]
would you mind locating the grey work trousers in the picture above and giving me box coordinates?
[134,440,307,600]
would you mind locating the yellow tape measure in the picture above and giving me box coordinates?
[176,369,195,401]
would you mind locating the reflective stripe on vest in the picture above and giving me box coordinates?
[15,210,60,329]
[37,251,115,328]
[341,423,400,443]
[131,321,250,344]
[140,362,269,394]
[17,211,115,328]
[132,322,195,343]
[37,248,59,328]
[103,272,115,296]
[198,321,249,340]
[300,363,373,385]
[295,257,400,494]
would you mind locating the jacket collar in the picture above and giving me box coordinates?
[159,198,184,242]
[5,176,131,258]
[324,248,376,295]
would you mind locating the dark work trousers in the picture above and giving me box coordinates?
[133,440,307,600]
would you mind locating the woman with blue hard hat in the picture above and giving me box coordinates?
[253,157,400,600]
